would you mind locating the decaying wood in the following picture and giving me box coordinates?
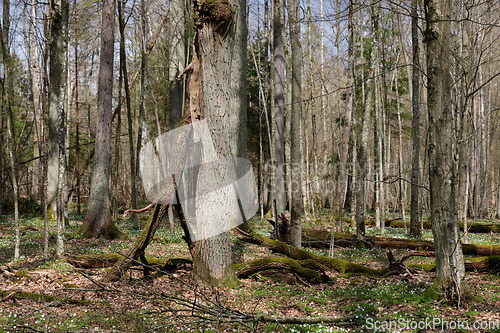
[367,219,500,233]
[237,229,388,275]
[65,253,192,270]
[103,204,169,282]
[235,257,329,284]
[409,255,500,273]
[302,228,500,256]
[0,290,87,304]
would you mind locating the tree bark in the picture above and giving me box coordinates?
[288,0,302,248]
[424,0,466,302]
[272,0,286,220]
[168,0,185,129]
[117,0,139,230]
[1,0,20,260]
[190,0,247,287]
[80,0,122,239]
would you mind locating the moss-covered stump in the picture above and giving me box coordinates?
[237,232,387,276]
[0,290,87,304]
[235,257,328,284]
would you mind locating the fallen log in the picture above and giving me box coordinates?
[302,228,500,256]
[376,219,500,233]
[409,255,500,273]
[0,290,87,304]
[65,253,192,270]
[235,257,329,284]
[237,230,388,276]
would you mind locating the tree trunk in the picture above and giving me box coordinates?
[80,0,122,239]
[2,0,20,260]
[29,0,42,201]
[117,0,139,230]
[288,0,302,248]
[272,0,286,220]
[190,0,247,287]
[168,0,185,129]
[409,0,421,238]
[424,0,466,302]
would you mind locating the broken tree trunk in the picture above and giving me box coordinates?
[103,204,169,282]
[302,228,500,256]
[237,230,387,275]
[235,257,329,284]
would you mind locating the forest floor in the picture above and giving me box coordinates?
[0,208,499,332]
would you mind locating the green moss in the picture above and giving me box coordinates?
[14,268,30,278]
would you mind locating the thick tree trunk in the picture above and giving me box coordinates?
[189,0,247,287]
[80,0,122,239]
[424,0,466,302]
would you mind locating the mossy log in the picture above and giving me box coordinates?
[368,219,500,233]
[65,253,192,270]
[237,231,388,275]
[235,257,329,284]
[303,228,500,256]
[409,255,500,273]
[0,290,87,304]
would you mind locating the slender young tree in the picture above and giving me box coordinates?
[424,0,466,302]
[117,0,139,230]
[288,0,302,248]
[80,0,122,239]
[409,0,421,237]
[29,0,42,201]
[272,0,286,223]
[47,0,69,255]
[2,0,20,259]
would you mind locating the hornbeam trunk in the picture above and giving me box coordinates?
[424,0,466,302]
